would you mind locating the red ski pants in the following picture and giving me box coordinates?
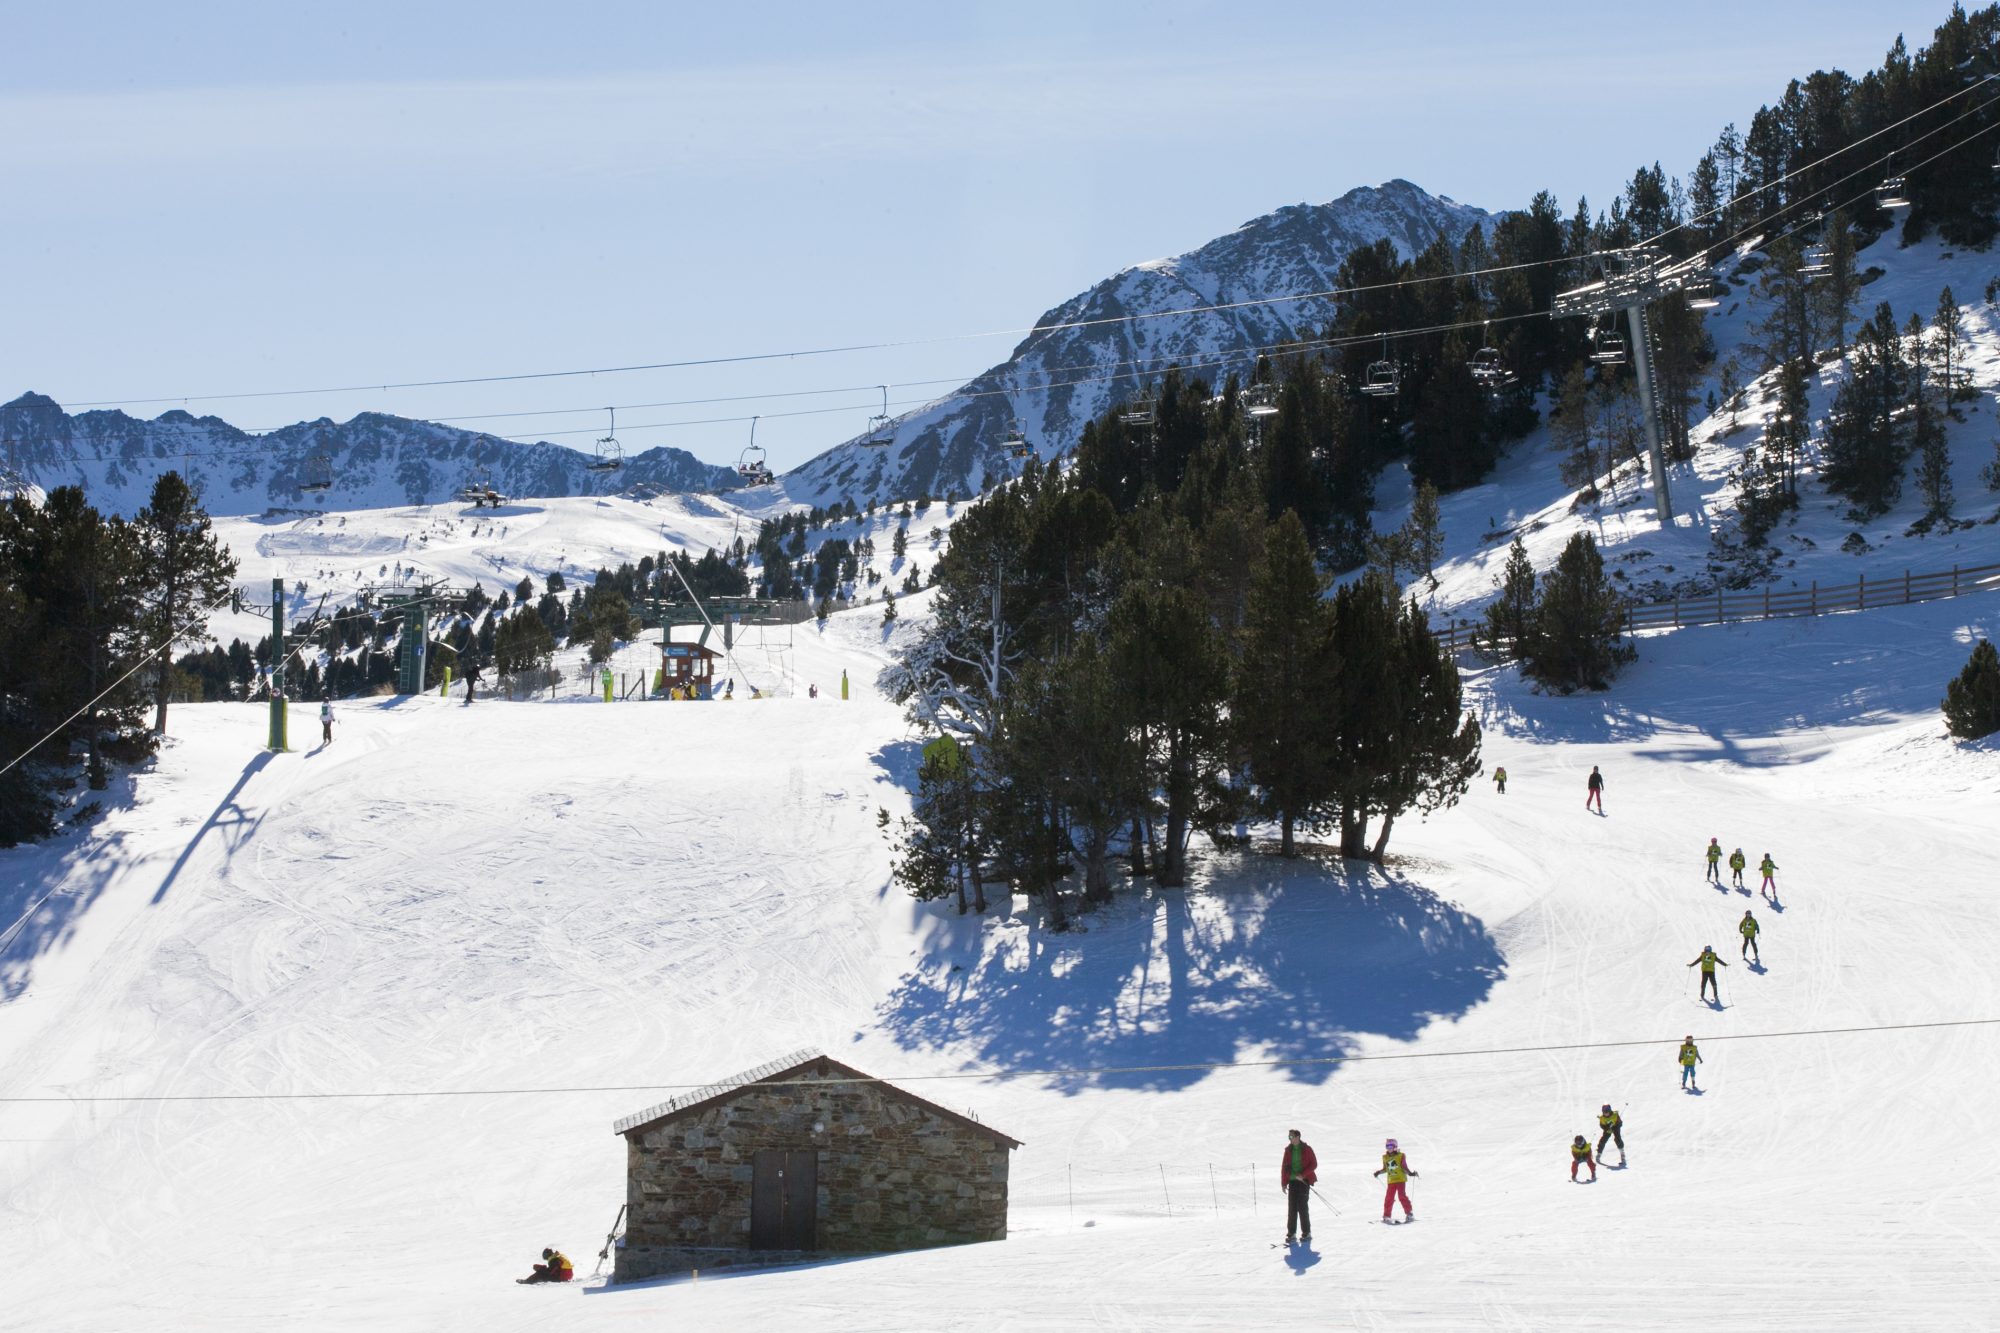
[1382,1181,1412,1218]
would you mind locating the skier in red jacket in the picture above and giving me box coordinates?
[1279,1128,1318,1244]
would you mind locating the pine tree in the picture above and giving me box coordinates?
[1522,532,1634,692]
[133,472,240,735]
[1480,537,1536,660]
[881,590,897,625]
[1931,286,1968,408]
[1405,480,1444,587]
[892,524,908,559]
[1552,363,1600,500]
[1813,211,1859,355]
[1822,303,1909,517]
[1942,640,2000,741]
[1365,601,1482,861]
[1326,576,1401,858]
[1232,513,1336,855]
[1911,310,1951,520]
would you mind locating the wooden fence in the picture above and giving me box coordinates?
[1433,559,2000,656]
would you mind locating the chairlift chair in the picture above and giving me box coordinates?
[299,453,333,494]
[1360,359,1401,398]
[1467,346,1516,388]
[587,408,624,474]
[1118,390,1156,428]
[1685,279,1722,311]
[737,416,774,485]
[1799,245,1832,277]
[861,385,893,448]
[1874,175,1911,209]
[1241,383,1280,419]
[997,421,1034,460]
[1589,324,1628,367]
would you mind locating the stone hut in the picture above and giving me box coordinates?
[611,1049,1021,1283]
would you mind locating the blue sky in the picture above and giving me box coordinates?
[0,1,1955,472]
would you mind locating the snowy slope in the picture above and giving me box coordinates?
[1390,217,2000,628]
[4,547,2000,1330]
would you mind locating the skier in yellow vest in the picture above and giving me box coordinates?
[1596,1103,1625,1165]
[1688,944,1728,1004]
[1739,910,1761,964]
[1492,765,1507,795]
[1678,1035,1702,1091]
[1373,1138,1418,1223]
[1704,837,1722,884]
[1727,847,1747,890]
[1570,1134,1597,1183]
[1758,853,1779,903]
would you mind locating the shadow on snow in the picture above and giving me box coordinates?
[875,848,1505,1094]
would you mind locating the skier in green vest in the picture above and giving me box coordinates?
[1704,837,1723,884]
[1758,853,1779,902]
[1678,1035,1702,1090]
[1727,847,1748,890]
[1688,945,1728,1004]
[1739,910,1761,964]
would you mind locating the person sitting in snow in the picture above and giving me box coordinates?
[518,1247,573,1284]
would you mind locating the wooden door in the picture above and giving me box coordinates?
[750,1149,818,1251]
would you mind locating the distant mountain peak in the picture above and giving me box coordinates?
[781,180,1495,507]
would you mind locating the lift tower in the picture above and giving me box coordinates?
[1552,246,1712,526]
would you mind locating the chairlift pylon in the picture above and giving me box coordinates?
[737,416,774,485]
[587,408,624,474]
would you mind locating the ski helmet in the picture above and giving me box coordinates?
[1385,1138,1398,1151]
[1601,1104,1612,1114]
[1574,1134,1586,1143]
[542,1248,553,1260]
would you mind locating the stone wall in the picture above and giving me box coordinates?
[614,1064,1011,1283]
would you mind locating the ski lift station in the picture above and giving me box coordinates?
[610,1050,1020,1284]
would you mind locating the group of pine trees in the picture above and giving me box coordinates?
[0,475,237,846]
[885,387,1485,927]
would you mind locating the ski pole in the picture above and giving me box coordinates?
[1309,1185,1341,1218]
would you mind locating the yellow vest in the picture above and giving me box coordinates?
[1679,1043,1699,1066]
[1598,1110,1620,1130]
[1572,1141,1592,1161]
[1381,1151,1408,1183]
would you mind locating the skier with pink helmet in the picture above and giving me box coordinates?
[1372,1137,1418,1223]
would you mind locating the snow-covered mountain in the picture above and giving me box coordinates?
[781,180,1495,506]
[0,391,742,518]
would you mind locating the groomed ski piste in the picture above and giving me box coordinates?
[6,225,2000,1329]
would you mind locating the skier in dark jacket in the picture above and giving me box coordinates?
[1585,765,1604,813]
[1280,1128,1317,1243]
[464,660,482,704]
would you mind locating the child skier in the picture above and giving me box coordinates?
[319,701,335,745]
[1704,837,1722,883]
[517,1247,573,1284]
[1688,945,1729,1004]
[1758,853,1778,901]
[1596,1103,1625,1165]
[1279,1128,1317,1244]
[1585,765,1604,813]
[1493,765,1507,795]
[1678,1035,1702,1090]
[1373,1138,1418,1222]
[1728,847,1747,889]
[1570,1134,1597,1182]
[1739,910,1761,964]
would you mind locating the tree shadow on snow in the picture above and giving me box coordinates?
[875,849,1505,1093]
